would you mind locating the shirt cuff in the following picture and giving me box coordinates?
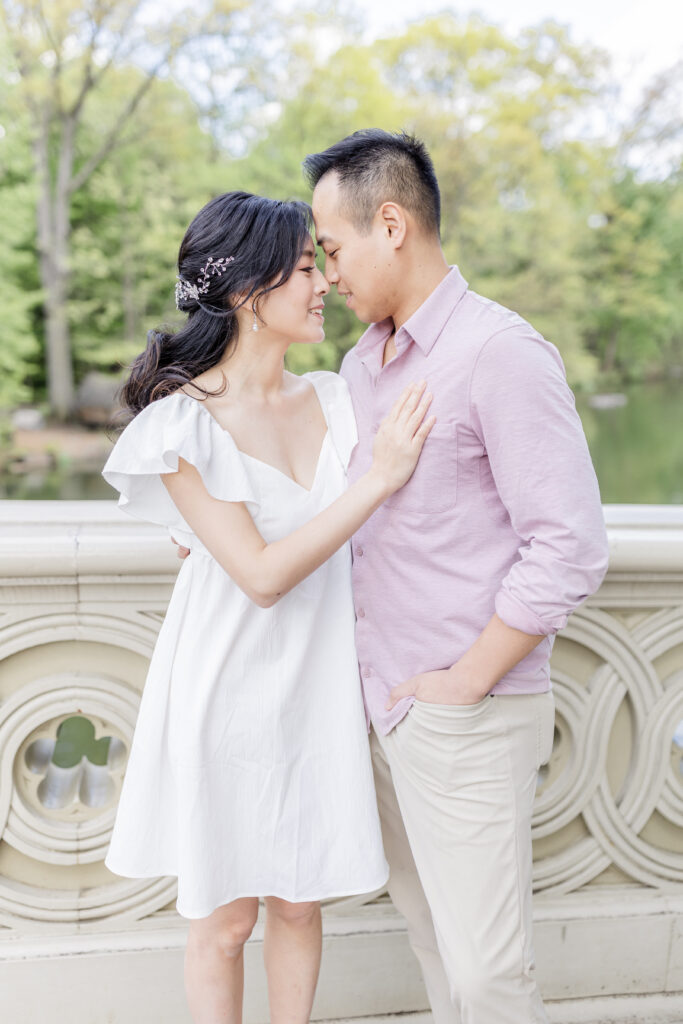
[495,590,567,637]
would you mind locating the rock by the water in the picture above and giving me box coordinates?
[587,393,628,410]
[76,372,123,426]
[11,408,46,430]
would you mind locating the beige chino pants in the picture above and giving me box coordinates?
[371,691,555,1024]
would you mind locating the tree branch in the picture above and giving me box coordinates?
[69,55,168,193]
[0,7,36,83]
[68,0,148,118]
[67,4,108,117]
[67,1,233,194]
[35,1,61,58]
[91,5,147,87]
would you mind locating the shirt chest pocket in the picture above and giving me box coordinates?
[384,420,458,514]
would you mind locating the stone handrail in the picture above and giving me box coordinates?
[2,500,683,576]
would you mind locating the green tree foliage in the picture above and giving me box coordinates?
[225,15,682,387]
[0,6,680,409]
[378,16,609,384]
[0,111,41,408]
[223,39,409,373]
[0,0,246,418]
[582,173,680,378]
[68,71,222,378]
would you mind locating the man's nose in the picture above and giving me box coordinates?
[324,259,339,284]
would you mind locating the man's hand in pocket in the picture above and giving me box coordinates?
[386,668,489,711]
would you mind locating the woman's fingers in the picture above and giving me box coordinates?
[396,391,433,436]
[406,392,433,433]
[387,381,425,422]
[369,384,436,494]
[413,414,437,444]
[393,384,428,428]
[404,381,427,418]
[386,383,415,422]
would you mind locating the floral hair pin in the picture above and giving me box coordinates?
[175,255,235,308]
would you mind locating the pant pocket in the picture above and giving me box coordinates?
[413,694,492,716]
[536,692,555,769]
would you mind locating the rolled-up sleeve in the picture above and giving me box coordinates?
[469,327,609,636]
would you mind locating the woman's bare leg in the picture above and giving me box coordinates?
[184,897,259,1024]
[263,897,322,1024]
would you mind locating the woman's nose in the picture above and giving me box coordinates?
[315,267,330,294]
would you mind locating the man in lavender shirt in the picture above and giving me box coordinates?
[304,130,609,1024]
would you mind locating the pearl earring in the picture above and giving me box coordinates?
[252,309,259,332]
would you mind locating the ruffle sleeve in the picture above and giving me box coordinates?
[306,371,358,471]
[102,393,259,533]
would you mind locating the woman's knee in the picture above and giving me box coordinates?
[264,896,320,926]
[188,898,259,958]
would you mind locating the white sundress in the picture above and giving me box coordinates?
[102,370,388,918]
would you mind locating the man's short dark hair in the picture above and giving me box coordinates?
[303,129,441,236]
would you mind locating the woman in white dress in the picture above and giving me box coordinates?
[103,191,435,1024]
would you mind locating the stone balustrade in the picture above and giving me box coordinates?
[0,501,682,1024]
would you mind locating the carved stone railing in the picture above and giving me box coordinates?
[0,501,682,1024]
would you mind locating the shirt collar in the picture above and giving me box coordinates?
[352,266,468,369]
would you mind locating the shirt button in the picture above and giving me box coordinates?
[357,608,365,618]
[356,546,364,557]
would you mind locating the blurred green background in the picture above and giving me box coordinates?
[0,1,680,501]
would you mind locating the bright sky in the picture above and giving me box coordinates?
[362,0,682,89]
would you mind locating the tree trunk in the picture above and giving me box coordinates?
[34,116,76,420]
[601,328,619,375]
[121,204,138,344]
[43,255,74,420]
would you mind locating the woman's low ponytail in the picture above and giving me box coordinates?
[119,329,167,415]
[119,314,234,418]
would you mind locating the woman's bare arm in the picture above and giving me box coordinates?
[163,383,434,607]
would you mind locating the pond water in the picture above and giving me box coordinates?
[0,466,115,501]
[1,382,682,504]
[575,382,683,504]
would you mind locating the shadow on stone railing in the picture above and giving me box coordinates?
[0,501,682,1023]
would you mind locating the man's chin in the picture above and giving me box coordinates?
[348,303,382,326]
[340,293,391,326]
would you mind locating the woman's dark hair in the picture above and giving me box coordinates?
[120,192,313,415]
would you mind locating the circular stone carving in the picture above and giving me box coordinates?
[0,673,176,928]
[22,715,127,816]
[0,610,162,663]
[532,606,683,893]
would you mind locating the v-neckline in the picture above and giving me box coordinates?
[239,429,330,494]
[177,377,331,495]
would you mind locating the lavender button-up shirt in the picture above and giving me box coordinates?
[340,266,609,736]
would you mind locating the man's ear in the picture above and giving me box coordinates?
[377,202,407,248]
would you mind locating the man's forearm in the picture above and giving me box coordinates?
[449,613,545,699]
[386,613,547,709]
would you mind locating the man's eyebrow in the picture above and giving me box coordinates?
[316,235,333,249]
